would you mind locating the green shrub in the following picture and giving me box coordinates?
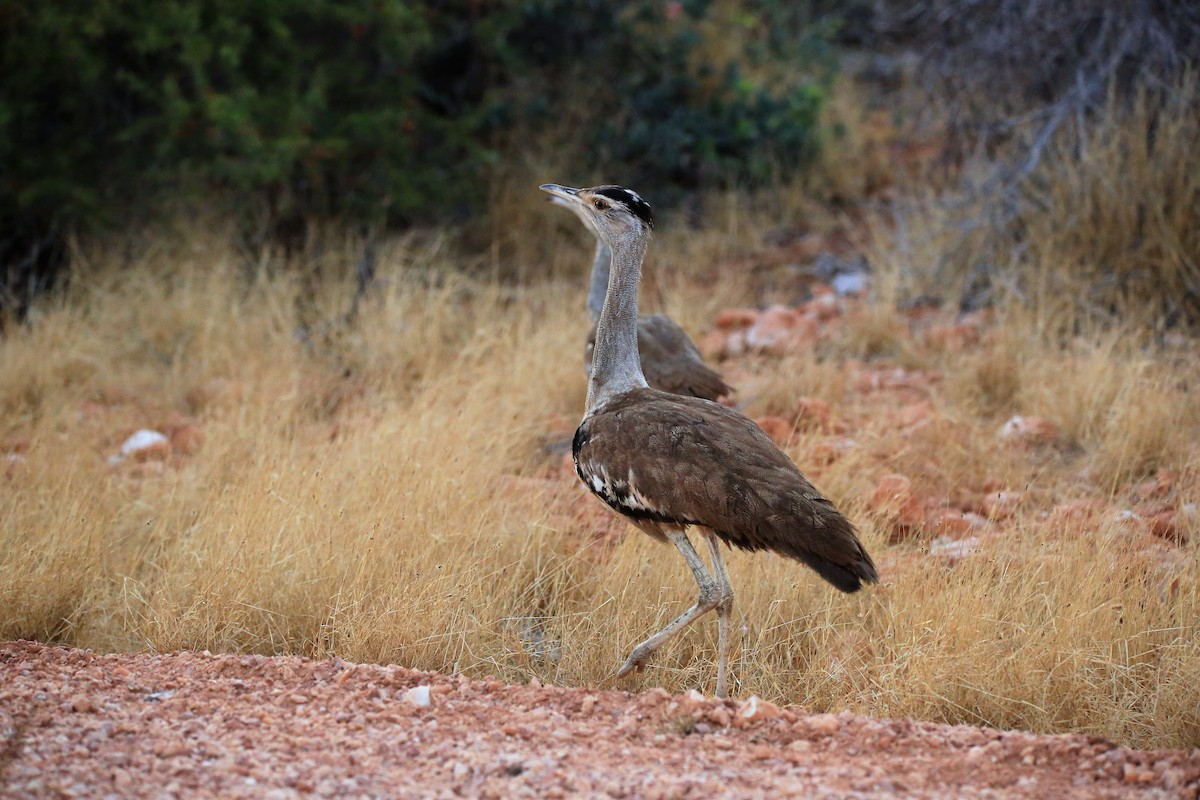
[1,0,834,312]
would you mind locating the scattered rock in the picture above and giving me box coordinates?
[832,271,868,296]
[5,452,26,479]
[997,416,1059,447]
[744,306,820,355]
[129,461,166,478]
[791,397,832,432]
[705,705,732,728]
[893,400,935,431]
[1132,470,1176,503]
[679,689,707,713]
[1045,499,1109,533]
[810,436,859,465]
[3,436,31,454]
[868,474,927,540]
[1147,510,1187,545]
[930,536,982,564]
[925,509,974,538]
[167,423,205,456]
[803,714,841,736]
[805,289,843,321]
[754,416,794,446]
[119,429,172,462]
[714,308,759,332]
[734,696,784,728]
[402,685,432,707]
[69,695,96,713]
[981,491,1023,521]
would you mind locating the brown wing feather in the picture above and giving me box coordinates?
[573,388,878,593]
[585,315,731,402]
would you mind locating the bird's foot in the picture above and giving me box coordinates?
[616,647,652,678]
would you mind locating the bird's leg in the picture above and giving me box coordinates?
[701,529,736,699]
[617,528,721,679]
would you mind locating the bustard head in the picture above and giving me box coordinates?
[540,184,654,243]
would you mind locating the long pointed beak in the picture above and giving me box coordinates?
[540,183,581,204]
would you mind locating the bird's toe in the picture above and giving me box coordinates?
[616,649,651,677]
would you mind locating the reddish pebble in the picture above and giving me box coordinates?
[791,397,832,431]
[713,308,759,332]
[925,508,974,537]
[754,416,794,446]
[997,416,1059,447]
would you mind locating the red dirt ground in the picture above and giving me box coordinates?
[2,641,1197,798]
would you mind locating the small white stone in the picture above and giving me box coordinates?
[930,536,981,560]
[402,685,432,707]
[832,271,868,295]
[120,429,170,456]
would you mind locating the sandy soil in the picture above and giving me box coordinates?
[1,641,1197,799]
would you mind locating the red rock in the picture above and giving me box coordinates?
[69,695,96,713]
[997,416,1059,447]
[893,401,934,430]
[1147,510,1186,544]
[699,330,727,358]
[754,416,794,446]
[951,489,986,515]
[713,308,759,332]
[745,306,819,354]
[868,474,913,515]
[803,713,841,736]
[853,367,941,393]
[120,430,171,462]
[981,491,1023,520]
[679,689,707,713]
[129,461,166,478]
[1110,509,1149,536]
[705,706,732,727]
[167,424,205,456]
[734,695,784,728]
[805,292,842,322]
[5,453,25,480]
[925,509,974,537]
[1132,470,1176,502]
[868,473,927,541]
[1047,499,1107,526]
[791,397,832,432]
[929,535,982,564]
[810,436,859,465]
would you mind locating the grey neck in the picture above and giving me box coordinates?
[586,232,649,414]
[585,239,613,323]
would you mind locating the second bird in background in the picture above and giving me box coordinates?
[549,193,732,402]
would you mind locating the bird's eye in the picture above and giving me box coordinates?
[592,198,610,210]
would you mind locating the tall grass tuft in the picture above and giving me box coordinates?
[2,185,1199,750]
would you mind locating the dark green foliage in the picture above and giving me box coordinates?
[1,0,833,310]
[505,1,832,195]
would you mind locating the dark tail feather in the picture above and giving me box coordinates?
[798,540,879,593]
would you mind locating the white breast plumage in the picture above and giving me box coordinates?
[578,460,663,519]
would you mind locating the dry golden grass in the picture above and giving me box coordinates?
[5,68,1200,750]
[2,205,1198,752]
[855,74,1200,323]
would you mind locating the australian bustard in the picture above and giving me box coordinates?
[548,195,732,401]
[540,182,878,699]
